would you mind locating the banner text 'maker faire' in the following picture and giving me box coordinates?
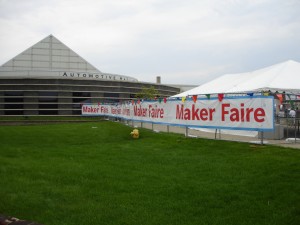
[82,96,274,131]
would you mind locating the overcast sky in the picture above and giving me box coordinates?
[0,0,299,85]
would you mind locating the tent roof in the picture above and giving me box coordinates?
[173,60,300,97]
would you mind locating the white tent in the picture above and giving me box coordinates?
[173,60,300,139]
[173,60,300,97]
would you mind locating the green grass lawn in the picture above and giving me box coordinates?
[0,121,299,225]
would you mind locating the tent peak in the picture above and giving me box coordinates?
[277,59,299,67]
[285,59,299,63]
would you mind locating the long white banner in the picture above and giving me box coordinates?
[82,96,274,131]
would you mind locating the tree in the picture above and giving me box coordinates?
[135,86,159,99]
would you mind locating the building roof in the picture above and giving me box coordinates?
[0,35,138,82]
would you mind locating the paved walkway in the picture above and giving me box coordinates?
[129,121,300,149]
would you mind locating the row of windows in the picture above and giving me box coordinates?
[0,80,179,95]
[1,93,120,115]
[4,104,85,109]
[4,109,82,115]
[3,91,117,97]
[2,91,154,101]
[0,78,180,116]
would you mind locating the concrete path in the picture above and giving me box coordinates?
[129,121,300,149]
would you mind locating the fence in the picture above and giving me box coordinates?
[111,116,300,146]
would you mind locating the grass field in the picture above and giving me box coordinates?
[0,121,299,225]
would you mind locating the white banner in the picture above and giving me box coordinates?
[82,96,274,131]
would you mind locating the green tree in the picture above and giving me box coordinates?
[135,86,159,99]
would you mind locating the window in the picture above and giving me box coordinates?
[104,92,119,98]
[72,92,91,115]
[38,92,58,115]
[4,91,23,115]
[72,92,91,103]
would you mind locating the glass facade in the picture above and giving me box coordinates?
[0,79,180,116]
[72,92,92,115]
[4,91,23,115]
[38,92,58,115]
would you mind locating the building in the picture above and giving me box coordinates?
[0,35,180,116]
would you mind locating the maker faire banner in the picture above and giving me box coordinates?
[82,96,274,131]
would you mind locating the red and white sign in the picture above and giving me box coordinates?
[82,96,274,131]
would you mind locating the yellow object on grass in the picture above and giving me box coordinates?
[130,129,139,139]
